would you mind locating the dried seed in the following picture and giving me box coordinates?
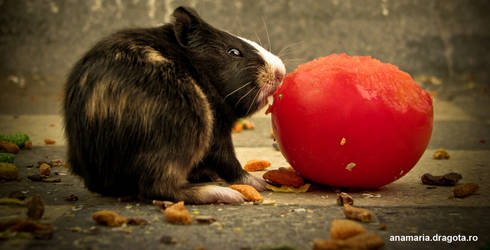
[229,184,263,202]
[26,195,44,220]
[44,138,56,145]
[0,140,20,154]
[39,163,51,177]
[313,232,384,250]
[196,216,217,224]
[164,201,193,225]
[0,162,19,180]
[336,192,354,206]
[340,137,346,146]
[342,204,373,223]
[433,148,450,159]
[92,210,127,227]
[152,200,174,210]
[49,159,65,167]
[330,219,366,240]
[453,183,479,198]
[243,159,271,172]
[421,172,462,186]
[345,162,356,171]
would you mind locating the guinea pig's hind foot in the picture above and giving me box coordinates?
[199,185,246,204]
[233,173,267,192]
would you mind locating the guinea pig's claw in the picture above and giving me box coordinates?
[201,185,245,204]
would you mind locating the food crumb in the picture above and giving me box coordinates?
[243,159,271,171]
[330,219,366,240]
[421,172,462,186]
[313,232,384,250]
[26,195,45,220]
[336,192,354,206]
[433,148,450,159]
[345,162,356,171]
[39,163,51,177]
[263,169,305,188]
[164,201,193,225]
[0,162,19,180]
[229,184,263,202]
[92,210,127,227]
[340,137,346,146]
[453,183,479,198]
[342,204,373,223]
[44,138,56,145]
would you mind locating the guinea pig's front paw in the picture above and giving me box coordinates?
[234,173,267,192]
[200,185,245,204]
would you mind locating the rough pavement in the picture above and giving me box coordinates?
[0,96,489,250]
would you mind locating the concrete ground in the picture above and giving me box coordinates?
[0,89,489,250]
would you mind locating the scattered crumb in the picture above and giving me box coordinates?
[49,159,65,167]
[340,137,346,146]
[453,183,479,198]
[265,183,310,193]
[242,120,255,129]
[232,122,243,133]
[330,219,366,240]
[336,192,354,206]
[433,148,450,159]
[263,169,304,188]
[0,162,19,180]
[342,204,373,223]
[421,172,462,186]
[153,200,174,210]
[44,138,56,145]
[0,140,20,154]
[92,210,127,227]
[229,184,263,202]
[313,232,384,250]
[39,163,51,177]
[243,159,271,172]
[196,216,217,224]
[345,162,356,171]
[164,201,193,225]
[26,195,45,220]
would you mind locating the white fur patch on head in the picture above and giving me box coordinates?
[239,37,286,78]
[239,37,286,109]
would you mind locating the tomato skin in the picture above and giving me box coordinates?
[270,54,433,188]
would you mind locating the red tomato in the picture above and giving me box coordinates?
[270,54,433,188]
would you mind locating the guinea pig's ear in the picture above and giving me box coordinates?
[173,6,202,47]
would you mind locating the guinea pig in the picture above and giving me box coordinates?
[63,6,286,204]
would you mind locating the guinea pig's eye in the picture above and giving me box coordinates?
[227,48,242,57]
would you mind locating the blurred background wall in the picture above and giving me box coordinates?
[0,0,489,114]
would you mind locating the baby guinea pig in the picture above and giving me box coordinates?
[63,6,286,204]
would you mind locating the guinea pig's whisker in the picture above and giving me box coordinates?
[277,41,306,58]
[254,31,263,48]
[235,87,255,107]
[224,81,252,100]
[261,17,272,52]
[246,88,261,115]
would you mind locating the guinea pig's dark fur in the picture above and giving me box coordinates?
[63,6,285,204]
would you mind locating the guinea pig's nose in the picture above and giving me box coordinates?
[275,69,285,83]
